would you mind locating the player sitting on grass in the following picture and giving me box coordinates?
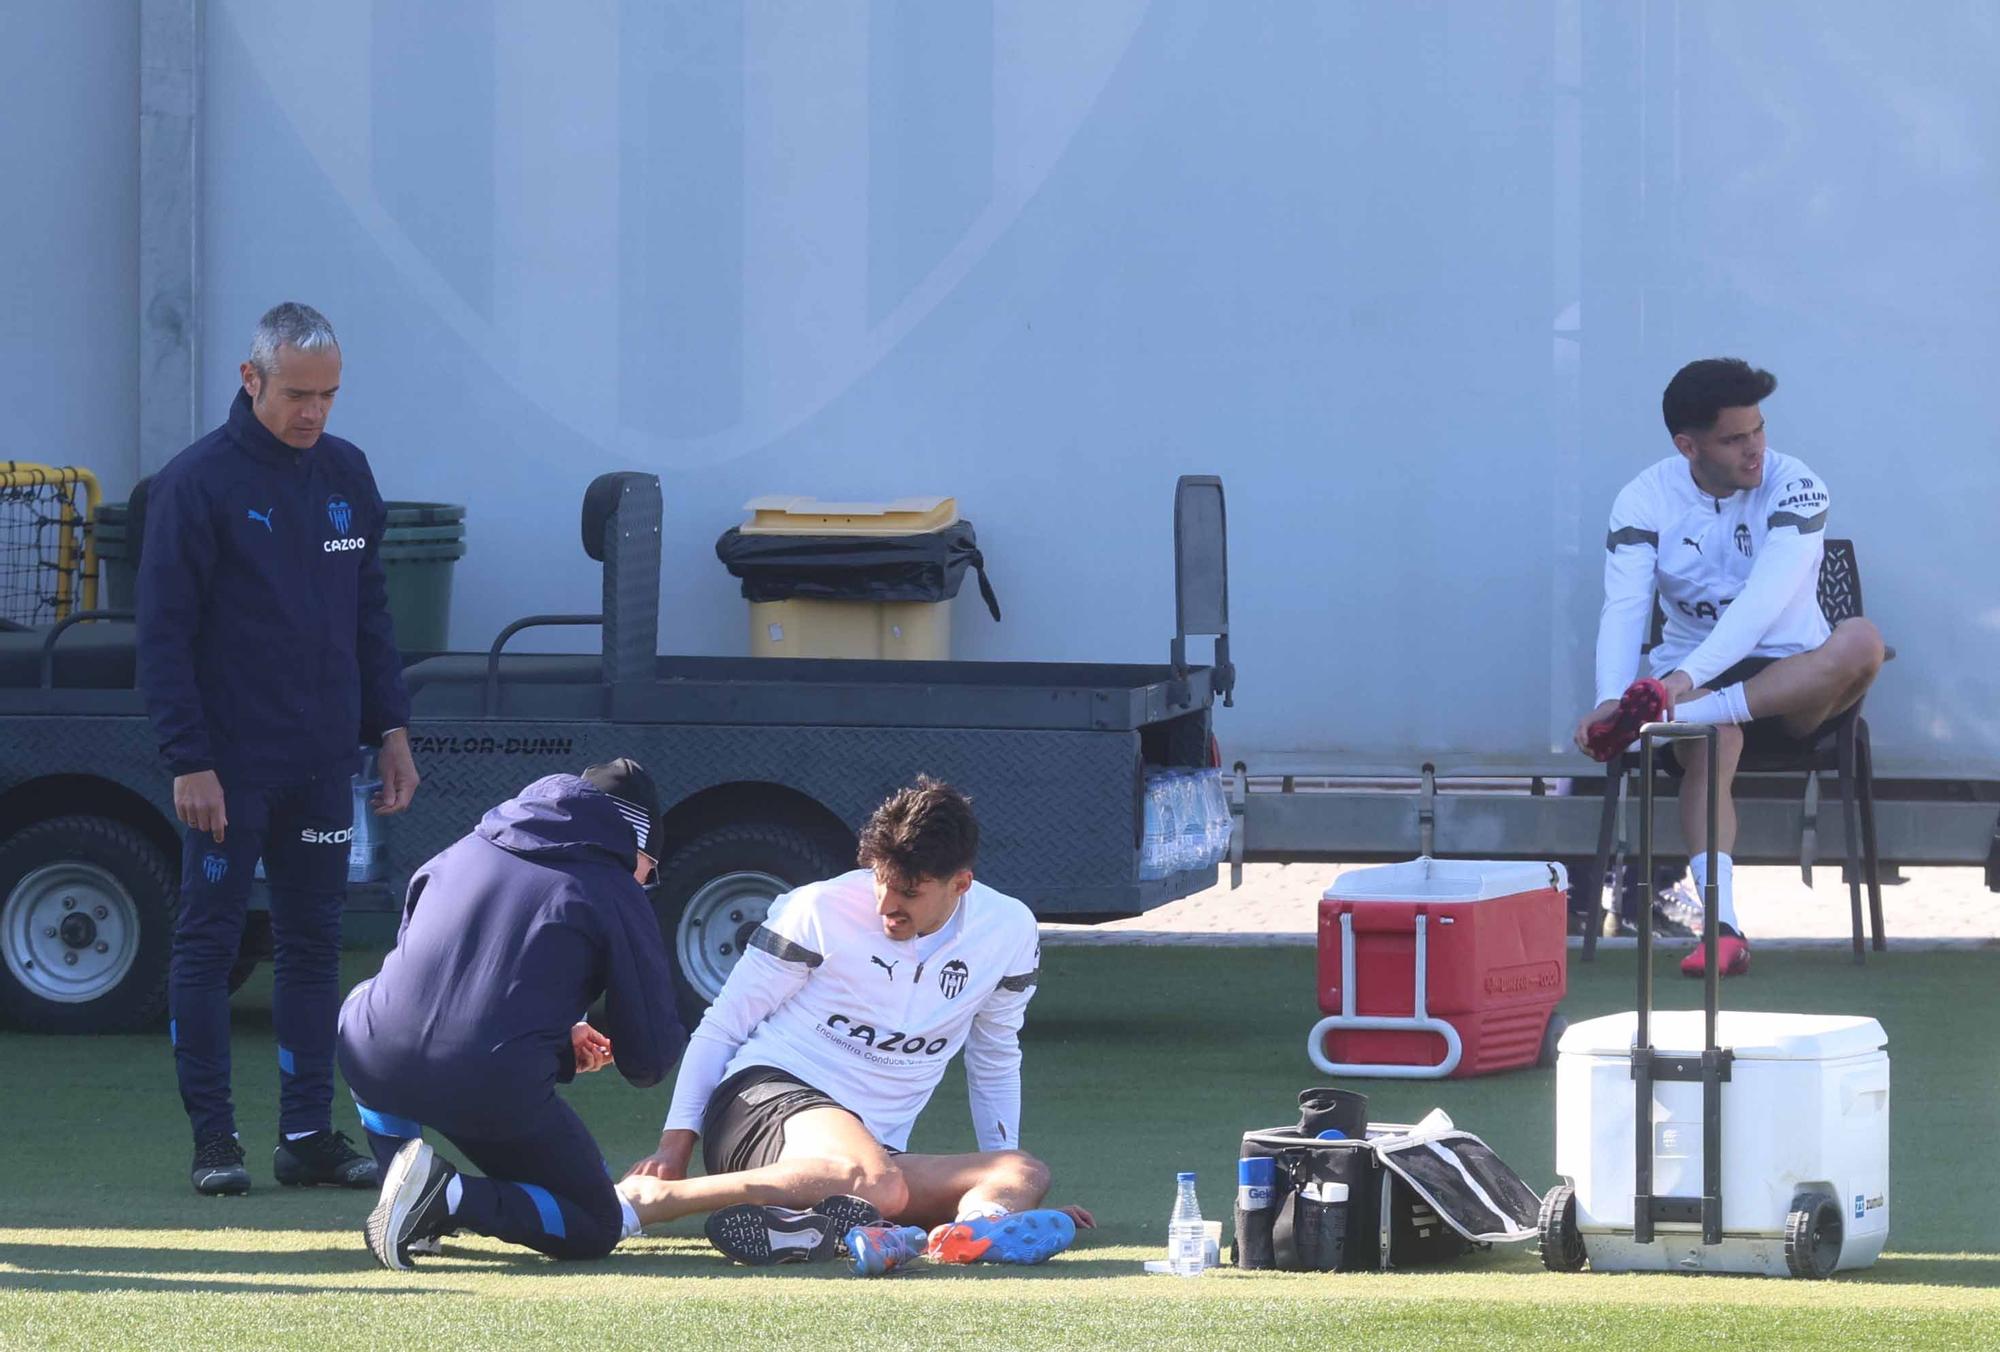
[1577,358,1885,977]
[618,776,1093,1275]
[340,761,687,1268]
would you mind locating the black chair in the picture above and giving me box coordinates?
[1583,539,1885,964]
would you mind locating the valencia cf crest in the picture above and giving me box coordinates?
[939,959,970,1000]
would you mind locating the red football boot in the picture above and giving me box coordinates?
[1679,932,1751,978]
[1585,677,1670,762]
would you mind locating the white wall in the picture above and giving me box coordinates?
[31,1,2000,778]
[0,1,140,499]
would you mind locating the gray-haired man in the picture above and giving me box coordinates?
[138,302,421,1195]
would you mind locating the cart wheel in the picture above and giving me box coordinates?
[653,820,852,1026]
[1783,1193,1843,1279]
[1538,1184,1586,1272]
[1538,1010,1569,1069]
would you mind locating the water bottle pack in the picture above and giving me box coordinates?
[1139,767,1232,880]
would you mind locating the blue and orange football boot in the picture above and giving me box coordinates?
[926,1210,1077,1266]
[846,1224,930,1276]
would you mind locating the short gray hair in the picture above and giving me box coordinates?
[247,302,339,376]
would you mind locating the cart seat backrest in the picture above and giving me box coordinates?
[581,472,663,680]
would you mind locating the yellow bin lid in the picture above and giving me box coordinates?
[739,495,958,536]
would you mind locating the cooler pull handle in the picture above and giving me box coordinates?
[1306,912,1464,1079]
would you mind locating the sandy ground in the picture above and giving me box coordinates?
[1041,861,2000,949]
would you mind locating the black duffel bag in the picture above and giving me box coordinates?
[1234,1088,1540,1272]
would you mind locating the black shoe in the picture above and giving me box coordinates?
[705,1202,847,1266]
[812,1194,885,1251]
[275,1130,379,1189]
[191,1132,251,1197]
[364,1139,457,1271]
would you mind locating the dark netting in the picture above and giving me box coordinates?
[1373,1134,1539,1243]
[0,473,87,629]
[1444,1136,1544,1225]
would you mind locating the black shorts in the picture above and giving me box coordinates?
[701,1065,897,1176]
[1714,655,1854,755]
[1662,655,1839,763]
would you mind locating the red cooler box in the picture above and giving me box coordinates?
[1309,858,1568,1079]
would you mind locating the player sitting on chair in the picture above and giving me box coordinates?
[1575,358,1885,977]
[618,776,1092,1275]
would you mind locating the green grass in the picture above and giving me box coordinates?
[3,944,1996,1350]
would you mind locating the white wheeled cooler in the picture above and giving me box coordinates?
[1548,1010,1890,1276]
[1537,720,1891,1279]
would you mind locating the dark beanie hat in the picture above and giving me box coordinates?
[582,758,660,857]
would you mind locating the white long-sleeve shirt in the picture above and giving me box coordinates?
[1595,450,1832,703]
[664,870,1041,1153]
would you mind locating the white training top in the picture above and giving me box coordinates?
[663,870,1042,1153]
[1595,449,1832,704]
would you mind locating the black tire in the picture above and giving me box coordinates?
[653,821,850,1026]
[1538,1010,1569,1070]
[1784,1192,1844,1279]
[0,816,176,1033]
[1537,1183,1586,1272]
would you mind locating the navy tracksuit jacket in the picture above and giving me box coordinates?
[137,388,410,1140]
[337,775,687,1259]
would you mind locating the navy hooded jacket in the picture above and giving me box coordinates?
[136,387,410,783]
[340,775,686,1119]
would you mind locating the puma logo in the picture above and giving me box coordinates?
[1682,535,1702,555]
[247,507,275,532]
[870,956,899,980]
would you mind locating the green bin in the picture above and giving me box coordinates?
[89,499,465,653]
[379,502,467,653]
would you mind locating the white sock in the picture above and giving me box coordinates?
[1689,851,1739,935]
[619,1198,642,1240]
[956,1202,1009,1222]
[1674,683,1752,726]
[284,1130,318,1141]
[445,1174,464,1215]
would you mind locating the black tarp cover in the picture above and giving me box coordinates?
[715,521,1002,621]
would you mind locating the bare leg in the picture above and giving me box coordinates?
[895,1150,1052,1229]
[1679,723,1744,860]
[617,1106,907,1227]
[1740,618,1886,737]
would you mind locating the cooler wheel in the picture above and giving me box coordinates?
[1538,1010,1569,1069]
[1537,1184,1586,1272]
[1783,1193,1843,1279]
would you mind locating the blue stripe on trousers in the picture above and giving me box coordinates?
[516,1183,568,1239]
[355,1102,423,1140]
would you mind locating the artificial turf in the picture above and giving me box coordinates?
[2,942,1995,1350]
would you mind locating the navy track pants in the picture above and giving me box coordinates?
[353,1094,623,1261]
[169,774,351,1140]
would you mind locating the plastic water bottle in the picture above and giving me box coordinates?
[1139,774,1171,881]
[1168,1171,1205,1276]
[1199,768,1230,865]
[1173,772,1205,872]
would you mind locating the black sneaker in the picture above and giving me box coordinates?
[363,1139,457,1271]
[275,1130,379,1189]
[812,1194,885,1254]
[191,1132,251,1197]
[706,1201,849,1266]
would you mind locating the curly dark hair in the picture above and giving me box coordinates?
[1662,358,1777,436]
[856,776,979,882]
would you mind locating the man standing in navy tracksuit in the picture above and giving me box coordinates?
[138,302,421,1196]
[340,761,687,1267]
